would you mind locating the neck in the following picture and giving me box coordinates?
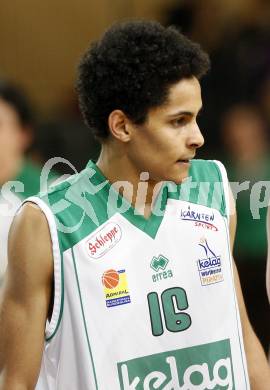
[96,144,162,218]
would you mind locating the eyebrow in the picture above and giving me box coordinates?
[167,106,203,118]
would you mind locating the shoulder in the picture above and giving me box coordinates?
[38,165,96,203]
[26,164,110,253]
[181,159,230,218]
[190,159,227,182]
[12,201,50,237]
[8,202,53,287]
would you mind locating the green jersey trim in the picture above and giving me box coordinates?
[165,160,227,218]
[22,196,65,342]
[88,161,168,239]
[222,217,249,388]
[46,248,64,342]
[71,247,99,389]
[213,160,230,219]
[38,159,228,252]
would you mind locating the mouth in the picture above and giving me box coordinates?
[177,159,192,164]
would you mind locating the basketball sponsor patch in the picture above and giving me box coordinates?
[150,254,173,283]
[102,269,131,307]
[86,223,122,259]
[197,239,224,286]
[180,205,218,232]
[118,339,235,389]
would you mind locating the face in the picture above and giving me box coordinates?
[126,77,204,184]
[0,99,27,184]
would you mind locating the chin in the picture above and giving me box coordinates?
[164,172,188,185]
[151,165,189,184]
[172,175,187,185]
[169,166,190,184]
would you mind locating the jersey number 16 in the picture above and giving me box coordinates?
[147,287,191,336]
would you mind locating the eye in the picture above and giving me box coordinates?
[171,116,189,127]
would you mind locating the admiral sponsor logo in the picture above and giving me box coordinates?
[102,269,131,308]
[180,206,218,231]
[150,255,173,283]
[86,222,122,259]
[197,239,224,286]
[118,339,235,389]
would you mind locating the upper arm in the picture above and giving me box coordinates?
[0,202,53,389]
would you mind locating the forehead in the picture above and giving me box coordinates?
[167,77,201,107]
[150,77,202,118]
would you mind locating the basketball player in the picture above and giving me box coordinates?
[1,21,270,389]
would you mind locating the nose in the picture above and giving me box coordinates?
[187,123,204,149]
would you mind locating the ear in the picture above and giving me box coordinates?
[108,110,132,142]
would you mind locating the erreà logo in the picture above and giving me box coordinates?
[118,339,235,389]
[151,255,169,272]
[150,255,173,283]
[86,222,122,259]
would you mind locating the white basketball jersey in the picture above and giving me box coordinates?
[25,160,250,390]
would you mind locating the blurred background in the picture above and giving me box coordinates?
[0,0,270,351]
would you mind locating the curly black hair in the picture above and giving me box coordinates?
[77,20,210,139]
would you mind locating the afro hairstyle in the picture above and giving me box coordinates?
[76,20,210,140]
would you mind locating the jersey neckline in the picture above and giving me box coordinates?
[86,160,168,239]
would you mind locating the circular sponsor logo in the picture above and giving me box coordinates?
[102,269,119,289]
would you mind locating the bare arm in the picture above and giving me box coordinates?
[0,203,53,390]
[229,189,270,388]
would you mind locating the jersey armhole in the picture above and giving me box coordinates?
[21,196,64,341]
[212,160,230,220]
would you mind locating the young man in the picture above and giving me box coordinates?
[0,20,270,389]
